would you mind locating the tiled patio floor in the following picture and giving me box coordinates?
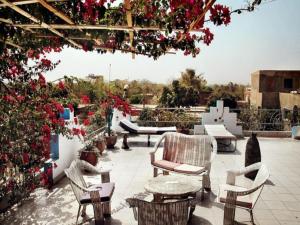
[1,136,300,225]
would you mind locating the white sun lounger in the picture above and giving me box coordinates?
[204,124,237,152]
[119,119,176,146]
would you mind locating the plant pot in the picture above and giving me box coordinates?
[0,194,11,213]
[80,151,98,166]
[94,139,106,155]
[105,135,117,149]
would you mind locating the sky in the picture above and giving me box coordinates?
[45,0,300,85]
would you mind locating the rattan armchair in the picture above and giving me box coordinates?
[126,198,192,225]
[218,163,269,225]
[150,132,217,192]
[64,159,114,225]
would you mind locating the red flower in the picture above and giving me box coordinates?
[29,80,37,91]
[202,28,214,45]
[87,111,94,116]
[83,118,90,126]
[81,95,90,104]
[72,128,80,135]
[80,129,86,136]
[17,95,25,102]
[68,103,74,112]
[42,124,51,135]
[38,74,46,87]
[58,81,65,90]
[23,153,30,164]
[74,117,78,125]
[41,58,52,68]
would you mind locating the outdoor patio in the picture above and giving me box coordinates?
[1,135,300,225]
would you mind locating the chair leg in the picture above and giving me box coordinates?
[147,135,150,147]
[81,205,86,217]
[203,174,211,192]
[76,205,81,225]
[153,168,158,177]
[163,170,169,175]
[91,191,104,225]
[223,203,236,225]
[101,172,110,183]
[103,201,111,218]
[250,209,255,225]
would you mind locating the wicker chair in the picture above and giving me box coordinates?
[126,198,192,225]
[150,132,217,192]
[64,159,114,225]
[218,163,269,225]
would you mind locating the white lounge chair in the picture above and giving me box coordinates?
[204,124,237,151]
[119,119,176,146]
[218,163,269,225]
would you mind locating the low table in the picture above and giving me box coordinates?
[145,175,201,200]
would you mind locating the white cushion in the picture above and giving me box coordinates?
[174,164,205,174]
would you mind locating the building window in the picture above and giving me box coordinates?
[284,78,293,89]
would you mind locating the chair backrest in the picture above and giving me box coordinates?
[162,132,213,167]
[64,160,88,204]
[250,164,269,206]
[126,198,190,225]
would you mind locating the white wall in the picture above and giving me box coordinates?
[52,110,84,182]
[111,109,131,133]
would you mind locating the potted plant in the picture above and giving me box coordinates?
[79,141,99,166]
[94,135,106,155]
[176,112,192,134]
[101,94,132,149]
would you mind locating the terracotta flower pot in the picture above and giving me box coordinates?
[105,135,117,149]
[94,139,106,155]
[80,151,98,166]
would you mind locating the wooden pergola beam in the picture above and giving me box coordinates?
[37,0,74,25]
[124,0,135,59]
[8,23,204,32]
[177,0,216,43]
[0,0,67,7]
[189,0,216,32]
[1,39,23,49]
[0,0,82,48]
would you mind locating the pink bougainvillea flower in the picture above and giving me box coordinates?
[83,118,90,126]
[22,153,30,164]
[41,58,52,68]
[74,117,78,125]
[87,111,94,116]
[80,129,86,136]
[81,95,90,104]
[38,74,46,87]
[58,81,65,90]
[68,103,74,112]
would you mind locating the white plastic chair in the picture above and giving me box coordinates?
[218,163,269,225]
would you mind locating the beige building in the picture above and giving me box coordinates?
[250,70,300,109]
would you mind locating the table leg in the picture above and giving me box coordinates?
[101,172,110,183]
[122,133,129,149]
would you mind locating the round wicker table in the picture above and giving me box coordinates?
[145,175,201,201]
